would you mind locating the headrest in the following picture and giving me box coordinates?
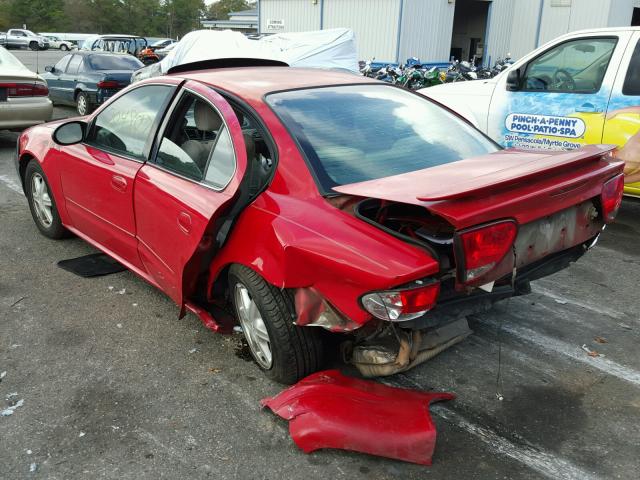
[194,101,223,132]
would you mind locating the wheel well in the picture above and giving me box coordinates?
[18,154,34,192]
[74,89,82,100]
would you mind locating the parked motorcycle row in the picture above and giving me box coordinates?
[360,56,513,89]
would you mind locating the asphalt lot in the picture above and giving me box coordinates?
[1,48,640,479]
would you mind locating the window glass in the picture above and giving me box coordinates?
[88,85,173,159]
[522,37,617,93]
[623,39,640,96]
[53,55,72,73]
[267,85,497,190]
[88,54,143,71]
[204,125,235,188]
[156,93,233,184]
[66,55,83,75]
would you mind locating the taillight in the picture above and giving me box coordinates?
[0,82,48,97]
[600,174,624,224]
[97,80,119,89]
[361,281,440,321]
[455,220,517,283]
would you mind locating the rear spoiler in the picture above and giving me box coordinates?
[416,145,617,201]
[168,58,289,74]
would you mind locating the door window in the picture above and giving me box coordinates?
[155,92,236,188]
[66,55,83,75]
[53,55,72,73]
[522,37,617,93]
[86,85,174,160]
[623,40,640,96]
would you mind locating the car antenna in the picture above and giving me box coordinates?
[36,45,39,74]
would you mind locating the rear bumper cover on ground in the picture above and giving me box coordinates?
[261,370,454,465]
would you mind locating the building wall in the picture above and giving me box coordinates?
[323,0,401,61]
[398,0,456,63]
[259,0,321,33]
[607,0,638,26]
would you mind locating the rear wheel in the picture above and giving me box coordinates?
[60,44,68,51]
[25,160,68,239]
[229,265,324,384]
[76,91,94,116]
[29,41,38,51]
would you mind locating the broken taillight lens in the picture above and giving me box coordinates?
[455,220,517,283]
[600,174,624,224]
[361,282,440,321]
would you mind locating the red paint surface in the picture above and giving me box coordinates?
[261,370,454,465]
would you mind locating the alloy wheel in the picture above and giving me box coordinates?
[233,283,273,369]
[77,95,87,115]
[31,173,53,228]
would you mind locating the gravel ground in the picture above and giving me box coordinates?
[1,48,639,480]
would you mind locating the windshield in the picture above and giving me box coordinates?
[24,30,36,36]
[88,54,143,70]
[267,85,498,190]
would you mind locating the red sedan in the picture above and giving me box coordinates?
[15,65,624,383]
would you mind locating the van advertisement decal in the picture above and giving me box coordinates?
[505,113,585,138]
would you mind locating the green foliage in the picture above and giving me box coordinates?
[207,0,254,20]
[0,0,207,37]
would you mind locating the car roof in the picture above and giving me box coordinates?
[174,67,377,101]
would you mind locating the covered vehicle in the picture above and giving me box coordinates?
[16,66,623,384]
[42,51,143,115]
[131,28,358,82]
[0,46,52,130]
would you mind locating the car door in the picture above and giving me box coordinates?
[603,31,640,196]
[57,83,177,270]
[134,80,248,308]
[488,32,632,150]
[59,54,84,105]
[44,54,72,103]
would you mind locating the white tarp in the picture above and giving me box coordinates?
[156,28,358,74]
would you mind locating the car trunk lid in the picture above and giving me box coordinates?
[333,145,623,230]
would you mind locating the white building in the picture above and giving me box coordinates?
[202,8,258,32]
[257,0,640,64]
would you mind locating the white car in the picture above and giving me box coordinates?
[0,47,52,130]
[42,35,75,51]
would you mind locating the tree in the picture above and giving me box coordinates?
[165,0,205,38]
[207,0,254,20]
[6,0,66,32]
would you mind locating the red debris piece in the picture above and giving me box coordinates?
[261,370,454,465]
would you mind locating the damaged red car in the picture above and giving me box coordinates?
[16,63,624,383]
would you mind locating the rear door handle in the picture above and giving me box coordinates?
[575,103,602,113]
[178,212,192,234]
[111,175,127,192]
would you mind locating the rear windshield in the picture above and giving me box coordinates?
[88,55,143,70]
[0,47,26,70]
[267,85,498,190]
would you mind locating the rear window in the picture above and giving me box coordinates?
[88,55,143,71]
[0,47,26,70]
[267,85,498,190]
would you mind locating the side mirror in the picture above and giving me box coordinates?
[506,68,521,91]
[44,65,54,73]
[53,121,86,146]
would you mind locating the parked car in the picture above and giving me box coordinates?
[148,38,175,51]
[15,65,624,384]
[42,51,143,115]
[419,27,640,197]
[41,35,75,51]
[0,29,49,50]
[154,41,177,60]
[0,46,52,130]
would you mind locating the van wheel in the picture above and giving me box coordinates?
[229,265,324,384]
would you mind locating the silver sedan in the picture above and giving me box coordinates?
[0,47,53,130]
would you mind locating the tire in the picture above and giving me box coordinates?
[29,41,38,51]
[76,91,94,116]
[229,265,324,384]
[24,160,68,239]
[60,44,68,51]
